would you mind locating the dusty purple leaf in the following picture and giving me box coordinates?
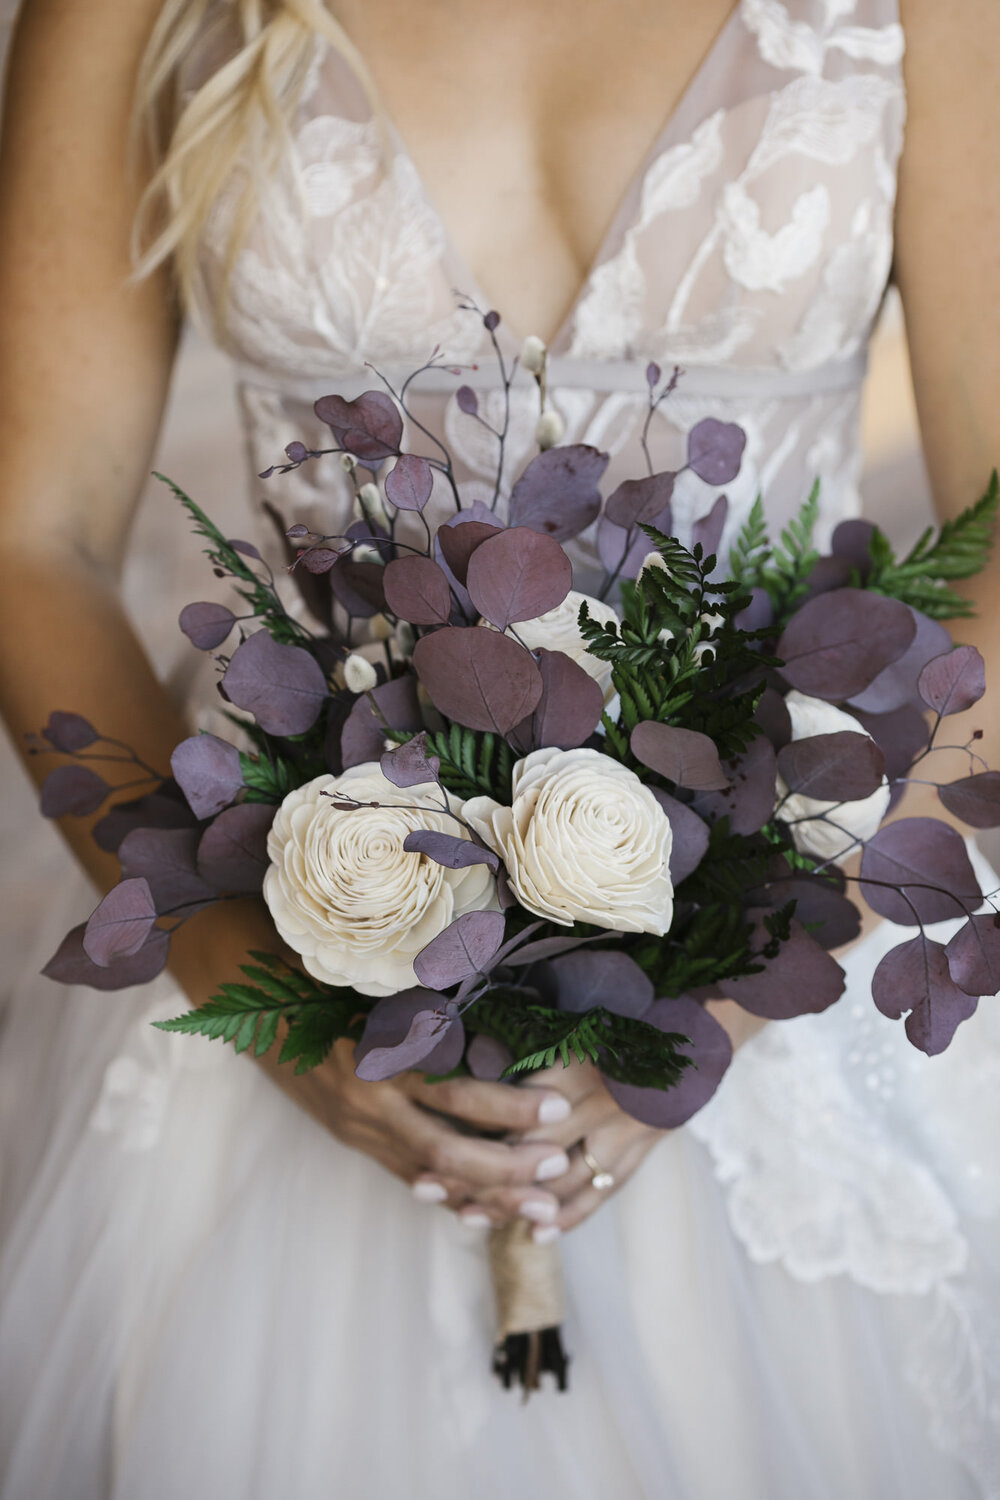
[649,789,711,883]
[93,783,196,853]
[733,586,774,634]
[383,556,453,625]
[604,472,675,531]
[300,546,343,575]
[754,687,791,749]
[40,764,110,819]
[340,676,422,769]
[945,914,1000,997]
[917,645,986,717]
[170,734,244,819]
[938,771,1000,829]
[872,935,979,1055]
[602,997,732,1128]
[692,734,778,836]
[777,589,916,701]
[552,950,654,1019]
[43,923,170,990]
[483,310,500,331]
[749,870,861,950]
[196,802,274,892]
[725,916,845,1020]
[799,555,853,603]
[438,520,503,586]
[229,538,262,560]
[403,829,500,872]
[467,1033,514,1080]
[691,494,729,559]
[859,818,981,925]
[515,649,604,752]
[356,1007,457,1082]
[314,390,403,463]
[42,711,98,752]
[465,527,572,629]
[179,601,237,651]
[83,878,158,965]
[777,730,885,802]
[222,631,328,737]
[597,508,674,580]
[455,385,479,416]
[848,609,952,715]
[412,628,543,735]
[508,444,609,542]
[385,453,434,513]
[502,933,604,967]
[630,721,729,791]
[853,703,929,783]
[380,732,441,789]
[329,557,386,617]
[687,418,746,486]
[413,910,507,989]
[119,827,215,913]
[830,518,876,577]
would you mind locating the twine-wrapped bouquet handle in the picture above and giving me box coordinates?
[488,1219,570,1393]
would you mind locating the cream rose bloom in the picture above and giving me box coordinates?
[774,691,891,863]
[464,747,674,934]
[263,765,497,997]
[510,591,620,708]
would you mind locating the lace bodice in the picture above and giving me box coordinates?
[192,0,905,589]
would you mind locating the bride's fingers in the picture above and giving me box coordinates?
[391,1093,571,1191]
[404,1074,572,1134]
[555,1132,662,1232]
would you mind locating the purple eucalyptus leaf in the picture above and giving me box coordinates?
[455,386,479,416]
[733,586,775,634]
[170,734,244,819]
[93,783,196,854]
[691,494,729,559]
[228,538,263,560]
[380,732,441,789]
[830,518,876,577]
[517,649,604,752]
[83,878,158,966]
[917,645,986,717]
[328,557,386,617]
[552,950,654,1019]
[692,734,778,836]
[799,555,853,603]
[467,1033,514,1080]
[382,556,453,625]
[385,453,434,513]
[40,765,110,819]
[179,601,238,651]
[754,687,792,749]
[508,444,609,542]
[341,676,422,769]
[119,827,215,913]
[748,871,861,950]
[937,771,1000,829]
[853,703,929,783]
[196,802,274,892]
[43,922,170,990]
[945,914,1000,997]
[222,631,329,737]
[847,609,952,714]
[413,910,506,989]
[300,546,343,575]
[602,997,732,1128]
[859,818,981,925]
[438,520,503,587]
[412,628,543,735]
[402,830,500,872]
[872,935,979,1055]
[776,589,916,701]
[646,361,662,388]
[502,933,604,967]
[465,527,572,629]
[314,390,403,463]
[597,508,673,580]
[725,916,845,1019]
[649,789,711,883]
[42,711,98,752]
[604,472,675,531]
[355,1007,457,1082]
[776,730,885,801]
[687,418,746,486]
[630,722,729,791]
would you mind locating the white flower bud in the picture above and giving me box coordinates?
[343,653,378,694]
[369,612,392,642]
[351,543,382,565]
[394,620,417,659]
[520,334,547,375]
[535,409,564,450]
[355,482,389,529]
[340,453,357,473]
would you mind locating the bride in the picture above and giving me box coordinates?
[1,0,998,1495]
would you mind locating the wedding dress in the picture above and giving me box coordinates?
[2,2,998,1496]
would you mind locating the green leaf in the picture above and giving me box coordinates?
[864,472,999,618]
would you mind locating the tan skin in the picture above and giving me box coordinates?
[0,0,996,1240]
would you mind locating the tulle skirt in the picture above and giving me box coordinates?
[2,859,998,1500]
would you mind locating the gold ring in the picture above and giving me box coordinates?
[581,1145,615,1191]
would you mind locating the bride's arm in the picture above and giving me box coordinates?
[0,0,572,1226]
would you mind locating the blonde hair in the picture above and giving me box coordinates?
[131,0,378,324]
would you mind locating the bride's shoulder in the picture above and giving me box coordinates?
[898,0,1000,105]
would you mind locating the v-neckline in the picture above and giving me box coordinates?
[367,2,744,352]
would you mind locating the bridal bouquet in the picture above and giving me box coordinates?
[34,309,1000,1391]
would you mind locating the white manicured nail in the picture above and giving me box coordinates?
[519,1199,558,1224]
[533,1224,562,1245]
[537,1094,572,1125]
[535,1152,570,1182]
[460,1211,492,1229]
[412,1180,448,1204]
